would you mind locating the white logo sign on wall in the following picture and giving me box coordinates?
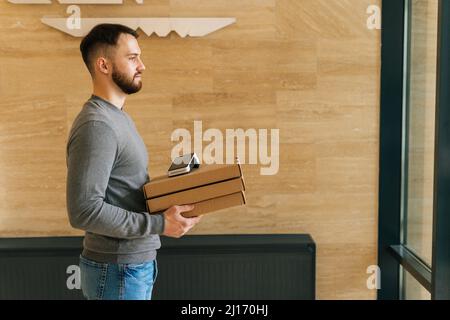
[8,0,236,38]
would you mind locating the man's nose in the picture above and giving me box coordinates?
[138,58,146,72]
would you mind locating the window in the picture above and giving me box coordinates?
[378,0,450,300]
[403,0,438,271]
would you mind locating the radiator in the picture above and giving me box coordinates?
[0,234,315,300]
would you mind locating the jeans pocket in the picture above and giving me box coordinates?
[124,261,154,280]
[79,256,108,300]
[123,261,155,300]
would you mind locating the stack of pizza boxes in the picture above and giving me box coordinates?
[143,163,246,218]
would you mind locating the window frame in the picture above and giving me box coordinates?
[378,0,450,300]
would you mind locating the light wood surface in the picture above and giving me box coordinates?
[0,0,381,299]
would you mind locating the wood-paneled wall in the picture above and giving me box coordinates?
[0,0,381,299]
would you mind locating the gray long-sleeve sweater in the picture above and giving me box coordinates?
[66,95,164,264]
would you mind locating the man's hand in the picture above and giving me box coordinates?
[162,205,202,238]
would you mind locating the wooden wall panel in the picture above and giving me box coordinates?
[0,0,381,299]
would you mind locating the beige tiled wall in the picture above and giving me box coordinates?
[0,0,381,299]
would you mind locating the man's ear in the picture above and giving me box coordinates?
[96,57,110,76]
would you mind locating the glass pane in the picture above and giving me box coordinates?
[403,268,431,300]
[404,0,438,267]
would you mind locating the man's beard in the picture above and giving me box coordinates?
[112,66,142,95]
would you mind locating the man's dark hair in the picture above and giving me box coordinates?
[80,24,139,76]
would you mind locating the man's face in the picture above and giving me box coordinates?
[110,33,146,95]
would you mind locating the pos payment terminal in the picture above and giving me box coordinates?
[167,153,200,177]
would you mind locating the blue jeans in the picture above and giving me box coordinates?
[79,255,158,300]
